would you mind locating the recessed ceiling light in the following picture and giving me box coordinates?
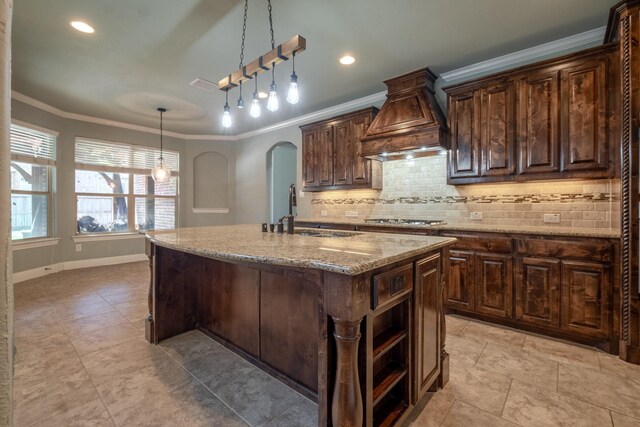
[258,91,268,99]
[339,55,355,65]
[70,21,95,34]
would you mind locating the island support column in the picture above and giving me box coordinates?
[324,272,370,427]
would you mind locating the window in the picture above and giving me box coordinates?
[10,122,57,240]
[74,138,179,234]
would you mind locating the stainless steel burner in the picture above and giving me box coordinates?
[364,218,446,226]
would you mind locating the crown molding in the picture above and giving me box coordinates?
[11,89,386,142]
[440,26,606,83]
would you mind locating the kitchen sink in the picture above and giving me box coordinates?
[295,229,361,238]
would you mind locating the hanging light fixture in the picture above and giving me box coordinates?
[287,52,299,105]
[222,90,232,128]
[249,72,261,118]
[151,107,171,183]
[267,65,279,112]
[217,0,306,121]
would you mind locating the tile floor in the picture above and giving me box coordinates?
[12,262,640,426]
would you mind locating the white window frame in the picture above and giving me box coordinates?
[10,120,57,242]
[74,137,180,235]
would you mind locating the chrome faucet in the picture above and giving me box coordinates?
[287,184,297,234]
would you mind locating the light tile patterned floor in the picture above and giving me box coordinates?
[13,262,640,426]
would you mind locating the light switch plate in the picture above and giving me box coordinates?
[470,212,483,220]
[299,191,305,198]
[75,244,82,252]
[320,210,328,217]
[544,213,560,223]
[345,211,359,217]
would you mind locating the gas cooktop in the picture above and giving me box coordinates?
[363,218,446,226]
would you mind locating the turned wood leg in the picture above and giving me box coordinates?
[438,275,449,388]
[332,317,363,427]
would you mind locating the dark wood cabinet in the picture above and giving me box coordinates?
[475,253,513,319]
[445,249,474,311]
[515,257,560,328]
[445,44,617,184]
[560,58,609,172]
[448,91,481,179]
[560,260,610,339]
[301,107,381,192]
[414,254,441,401]
[517,70,561,175]
[481,82,517,177]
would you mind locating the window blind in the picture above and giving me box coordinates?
[75,138,180,175]
[11,123,57,166]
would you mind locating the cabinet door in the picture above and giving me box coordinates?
[316,125,334,187]
[481,82,516,177]
[560,59,608,172]
[414,254,441,401]
[333,120,353,186]
[302,129,319,188]
[560,260,610,338]
[445,250,474,311]
[517,71,560,175]
[475,253,513,319]
[351,113,372,184]
[515,257,560,328]
[448,91,481,178]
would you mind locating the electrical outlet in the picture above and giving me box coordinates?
[75,244,82,252]
[544,213,560,223]
[470,212,483,220]
[345,211,359,217]
[299,190,305,198]
[320,210,328,217]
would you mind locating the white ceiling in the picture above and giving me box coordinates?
[12,0,617,136]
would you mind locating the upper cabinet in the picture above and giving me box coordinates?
[300,107,382,192]
[445,44,619,185]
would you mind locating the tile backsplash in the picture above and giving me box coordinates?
[311,154,620,231]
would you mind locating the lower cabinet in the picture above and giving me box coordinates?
[515,257,560,328]
[414,254,441,401]
[445,250,475,311]
[475,253,513,319]
[560,260,610,339]
[443,233,615,349]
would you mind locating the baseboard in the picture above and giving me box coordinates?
[13,253,148,284]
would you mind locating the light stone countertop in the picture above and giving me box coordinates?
[295,218,621,239]
[146,224,456,276]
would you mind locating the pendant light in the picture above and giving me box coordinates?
[217,0,305,121]
[222,90,232,128]
[249,72,261,118]
[151,107,171,183]
[286,52,299,104]
[267,65,279,112]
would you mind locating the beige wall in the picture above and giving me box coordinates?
[311,154,620,232]
[11,100,236,274]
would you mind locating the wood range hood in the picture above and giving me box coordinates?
[360,67,449,161]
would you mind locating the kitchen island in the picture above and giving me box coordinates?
[145,224,455,427]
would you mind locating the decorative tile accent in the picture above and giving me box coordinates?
[310,155,621,231]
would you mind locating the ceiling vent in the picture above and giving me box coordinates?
[190,78,217,92]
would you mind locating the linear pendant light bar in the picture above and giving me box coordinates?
[218,35,306,91]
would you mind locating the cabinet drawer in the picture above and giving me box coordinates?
[514,238,612,262]
[441,233,512,253]
[373,264,413,310]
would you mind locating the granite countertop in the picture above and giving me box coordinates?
[146,224,456,276]
[295,218,621,239]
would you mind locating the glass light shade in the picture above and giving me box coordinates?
[267,84,279,112]
[151,158,171,183]
[222,105,232,128]
[249,96,261,118]
[287,74,299,104]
